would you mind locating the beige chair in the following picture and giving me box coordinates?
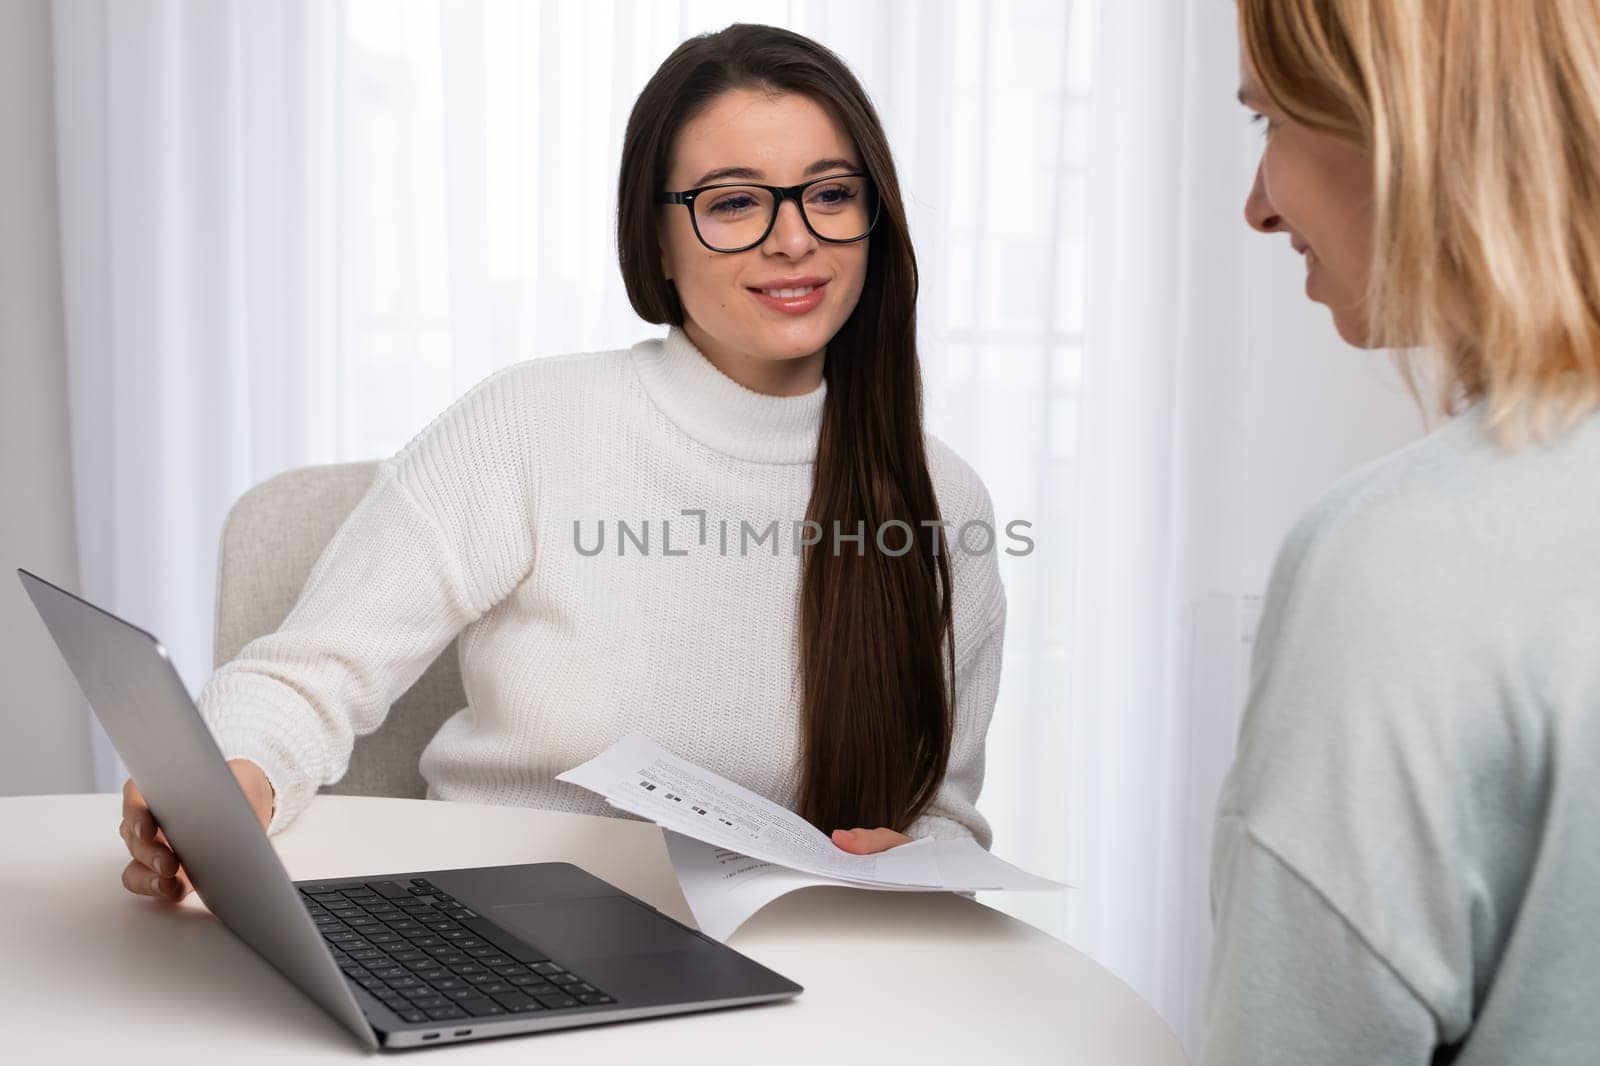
[212,462,464,799]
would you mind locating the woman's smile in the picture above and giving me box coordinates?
[747,275,830,315]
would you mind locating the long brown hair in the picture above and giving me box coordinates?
[616,24,954,833]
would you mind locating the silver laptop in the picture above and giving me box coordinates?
[18,568,801,1049]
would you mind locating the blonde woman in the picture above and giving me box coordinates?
[1209,2,1600,1063]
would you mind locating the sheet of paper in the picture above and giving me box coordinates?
[558,733,1068,896]
[907,837,1067,891]
[559,732,940,884]
[661,830,927,941]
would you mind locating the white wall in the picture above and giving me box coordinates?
[0,0,93,796]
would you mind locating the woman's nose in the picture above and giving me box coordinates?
[763,198,817,257]
[1244,160,1282,233]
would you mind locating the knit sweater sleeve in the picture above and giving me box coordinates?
[197,366,539,834]
[1202,815,1438,1065]
[905,461,1008,849]
[906,601,1005,848]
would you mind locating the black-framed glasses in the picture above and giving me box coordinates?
[659,172,881,253]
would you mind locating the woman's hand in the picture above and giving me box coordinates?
[119,759,275,902]
[830,827,912,854]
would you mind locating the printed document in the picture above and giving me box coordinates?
[557,733,1064,940]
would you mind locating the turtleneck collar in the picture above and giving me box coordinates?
[628,325,827,465]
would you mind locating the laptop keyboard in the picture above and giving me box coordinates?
[298,877,615,1025]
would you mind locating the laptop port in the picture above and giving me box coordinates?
[421,1033,440,1041]
[454,1030,472,1037]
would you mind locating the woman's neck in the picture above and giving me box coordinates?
[682,318,825,397]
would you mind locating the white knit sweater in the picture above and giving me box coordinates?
[198,326,1007,845]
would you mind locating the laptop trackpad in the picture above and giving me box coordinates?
[490,896,704,961]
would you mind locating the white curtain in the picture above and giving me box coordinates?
[1069,0,1254,1047]
[53,0,1430,1054]
[1068,0,1425,1050]
[52,0,343,789]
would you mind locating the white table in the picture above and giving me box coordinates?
[5,794,1187,1064]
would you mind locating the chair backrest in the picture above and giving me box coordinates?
[212,461,463,799]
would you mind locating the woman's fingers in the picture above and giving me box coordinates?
[118,837,190,900]
[830,827,913,854]
[120,776,146,834]
[121,858,184,900]
[120,777,158,854]
[119,777,190,901]
[153,827,194,899]
[119,805,178,876]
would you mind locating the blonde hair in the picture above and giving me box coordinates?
[1238,0,1600,440]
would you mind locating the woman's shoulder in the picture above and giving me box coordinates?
[394,344,638,465]
[488,344,636,394]
[1261,420,1478,650]
[1279,405,1600,596]
[923,433,995,527]
[922,433,1007,641]
[430,345,642,440]
[1253,406,1600,720]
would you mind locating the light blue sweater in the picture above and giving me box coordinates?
[1203,405,1600,1065]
